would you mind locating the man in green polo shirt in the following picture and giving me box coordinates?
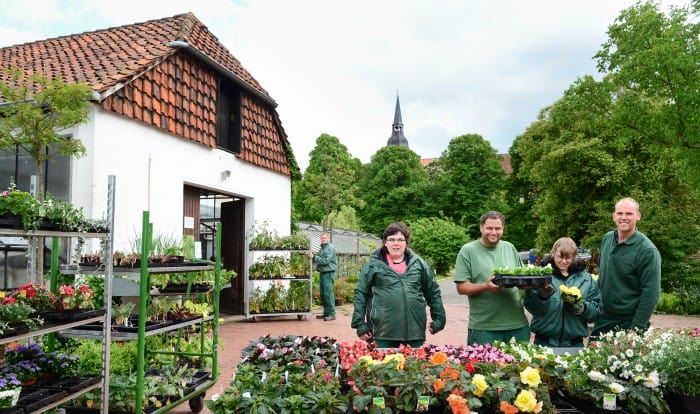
[454,211,529,345]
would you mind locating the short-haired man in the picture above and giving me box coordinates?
[308,232,338,321]
[454,211,530,345]
[591,198,661,337]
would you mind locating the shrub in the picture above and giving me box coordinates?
[409,216,470,275]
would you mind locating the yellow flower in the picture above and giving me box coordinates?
[591,273,599,282]
[559,285,582,304]
[514,389,540,413]
[0,291,4,299]
[383,353,405,370]
[358,355,375,365]
[520,366,541,388]
[471,374,489,397]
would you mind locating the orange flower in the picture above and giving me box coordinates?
[439,367,461,381]
[500,400,520,414]
[433,378,446,393]
[430,351,449,365]
[447,394,469,414]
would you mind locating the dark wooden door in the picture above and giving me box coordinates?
[220,199,245,314]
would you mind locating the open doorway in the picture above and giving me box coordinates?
[184,185,246,315]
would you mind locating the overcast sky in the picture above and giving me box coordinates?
[0,0,688,170]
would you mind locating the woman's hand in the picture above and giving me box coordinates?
[359,332,372,341]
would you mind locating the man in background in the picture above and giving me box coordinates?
[308,232,338,321]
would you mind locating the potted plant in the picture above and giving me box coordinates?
[0,298,35,323]
[0,297,40,337]
[10,282,55,311]
[0,373,22,408]
[248,220,279,249]
[38,193,87,232]
[0,182,41,230]
[56,284,95,310]
[280,233,311,250]
[0,360,41,386]
[112,302,136,326]
[654,330,700,414]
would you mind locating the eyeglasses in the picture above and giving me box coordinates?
[555,254,574,262]
[386,238,406,243]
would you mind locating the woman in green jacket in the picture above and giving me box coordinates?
[524,237,601,348]
[351,222,446,348]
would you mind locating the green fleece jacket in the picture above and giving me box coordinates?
[598,230,661,329]
[313,242,337,273]
[524,262,601,346]
[351,248,446,342]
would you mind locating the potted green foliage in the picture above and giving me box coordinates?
[112,302,136,325]
[280,233,311,250]
[0,299,35,323]
[288,252,309,277]
[248,220,279,249]
[287,280,310,311]
[654,330,700,413]
[0,183,40,230]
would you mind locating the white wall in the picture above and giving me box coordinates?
[68,107,292,254]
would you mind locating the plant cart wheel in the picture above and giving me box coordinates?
[189,392,205,413]
[297,314,306,321]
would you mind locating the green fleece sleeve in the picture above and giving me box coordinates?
[631,246,661,329]
[351,263,372,336]
[421,260,446,332]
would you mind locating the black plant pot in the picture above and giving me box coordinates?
[667,393,700,414]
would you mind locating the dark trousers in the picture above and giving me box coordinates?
[320,271,336,317]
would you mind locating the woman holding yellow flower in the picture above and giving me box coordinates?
[524,237,601,348]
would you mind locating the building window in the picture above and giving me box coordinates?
[217,78,242,154]
[0,139,71,200]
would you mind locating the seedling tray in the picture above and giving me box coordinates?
[492,274,552,288]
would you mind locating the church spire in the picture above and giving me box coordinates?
[387,93,409,148]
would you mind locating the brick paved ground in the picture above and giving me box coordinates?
[170,303,700,414]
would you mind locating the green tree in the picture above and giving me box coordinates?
[511,1,700,264]
[0,67,94,201]
[292,133,363,229]
[327,205,361,231]
[357,146,431,235]
[435,134,507,237]
[409,216,470,275]
[0,67,94,279]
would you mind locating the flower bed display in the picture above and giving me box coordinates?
[207,328,700,414]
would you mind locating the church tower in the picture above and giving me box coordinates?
[386,94,409,148]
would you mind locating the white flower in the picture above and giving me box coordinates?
[588,370,606,382]
[634,364,644,372]
[625,349,634,358]
[609,382,625,394]
[644,371,660,388]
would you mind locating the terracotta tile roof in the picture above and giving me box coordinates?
[0,12,294,176]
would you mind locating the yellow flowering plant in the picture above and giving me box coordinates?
[559,285,583,306]
[346,351,482,413]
